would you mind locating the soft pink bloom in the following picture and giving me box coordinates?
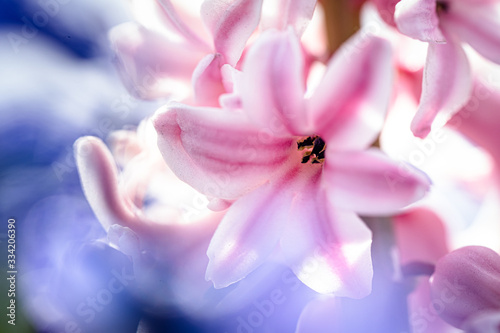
[430,246,500,329]
[74,120,223,312]
[153,28,431,298]
[109,0,318,104]
[388,0,500,138]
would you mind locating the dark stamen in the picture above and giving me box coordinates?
[298,136,326,164]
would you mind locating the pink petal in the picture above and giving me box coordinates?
[74,136,137,230]
[430,246,500,328]
[308,32,394,150]
[410,36,472,138]
[372,0,399,27]
[155,0,211,50]
[240,29,308,137]
[394,0,446,43]
[109,22,205,99]
[192,53,226,106]
[153,102,295,200]
[394,208,449,266]
[442,3,500,64]
[260,0,317,36]
[205,179,294,288]
[295,297,342,333]
[280,176,373,298]
[323,149,431,215]
[200,0,264,66]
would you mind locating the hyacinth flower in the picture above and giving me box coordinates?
[371,0,500,138]
[109,0,317,104]
[153,27,431,299]
[74,119,226,314]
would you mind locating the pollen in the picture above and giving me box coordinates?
[297,136,326,164]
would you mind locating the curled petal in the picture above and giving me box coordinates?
[443,3,500,64]
[261,0,317,36]
[74,137,137,230]
[109,22,205,99]
[394,0,446,43]
[205,180,293,288]
[192,54,226,106]
[323,149,431,215]
[241,29,307,137]
[153,103,294,200]
[430,246,500,328]
[281,178,373,298]
[411,36,472,138]
[308,32,394,150]
[201,0,264,66]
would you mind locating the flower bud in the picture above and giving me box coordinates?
[430,246,500,328]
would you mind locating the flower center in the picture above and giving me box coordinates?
[297,136,326,164]
[436,1,448,14]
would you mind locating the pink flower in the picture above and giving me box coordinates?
[109,0,318,104]
[391,0,500,138]
[153,28,431,298]
[74,120,223,312]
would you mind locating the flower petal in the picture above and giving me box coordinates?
[308,31,394,150]
[442,2,500,64]
[261,0,317,36]
[155,0,212,50]
[205,179,294,288]
[241,29,307,137]
[323,149,431,215]
[109,22,205,99]
[192,53,226,106]
[394,0,446,43]
[410,36,472,138]
[281,177,373,298]
[200,0,264,66]
[74,136,137,230]
[153,102,295,200]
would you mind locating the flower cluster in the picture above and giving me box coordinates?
[73,0,500,332]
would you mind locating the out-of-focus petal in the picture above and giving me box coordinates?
[442,3,500,64]
[295,297,342,333]
[192,53,226,106]
[463,310,500,333]
[410,36,472,138]
[394,208,449,266]
[430,246,500,328]
[205,179,294,288]
[200,0,264,66]
[109,22,205,99]
[74,136,137,230]
[155,0,212,49]
[323,149,431,215]
[394,0,446,43]
[261,0,317,37]
[372,0,399,27]
[281,178,373,298]
[308,32,394,150]
[153,102,295,200]
[241,29,307,137]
